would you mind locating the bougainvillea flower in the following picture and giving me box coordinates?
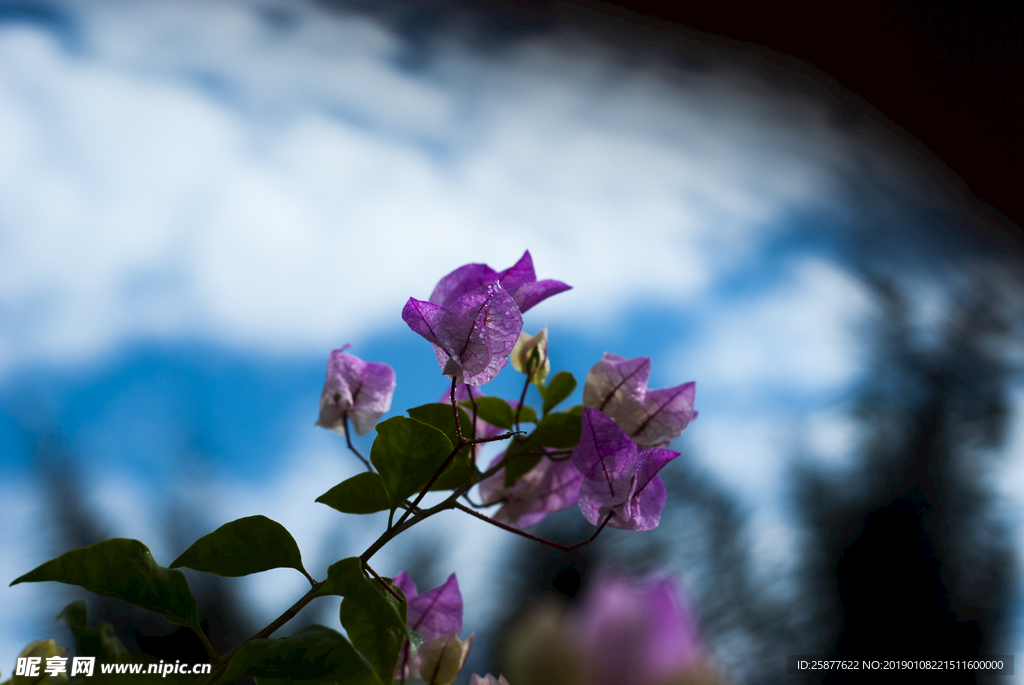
[393,572,463,643]
[568,572,703,685]
[403,281,523,386]
[571,408,678,531]
[404,252,570,386]
[315,345,396,436]
[429,251,571,315]
[393,572,471,683]
[510,328,550,385]
[583,353,697,448]
[470,675,511,685]
[478,450,583,529]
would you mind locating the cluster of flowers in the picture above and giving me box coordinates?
[316,251,699,684]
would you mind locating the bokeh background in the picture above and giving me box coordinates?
[1,1,1022,683]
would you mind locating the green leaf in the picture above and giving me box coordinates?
[215,624,381,685]
[11,539,200,632]
[320,558,421,683]
[540,371,577,416]
[407,403,473,444]
[406,403,476,491]
[370,417,453,511]
[503,437,544,487]
[566,404,585,416]
[58,601,131,664]
[463,397,514,430]
[531,411,583,449]
[170,515,309,581]
[317,472,391,515]
[516,405,538,424]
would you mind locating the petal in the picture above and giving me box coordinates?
[494,250,536,292]
[571,408,638,482]
[436,282,523,386]
[491,455,583,529]
[630,382,697,448]
[316,347,355,434]
[613,473,667,531]
[335,355,396,436]
[641,578,702,679]
[633,447,679,495]
[407,573,463,643]
[510,279,573,313]
[415,633,475,685]
[582,354,651,424]
[403,297,446,345]
[430,263,496,309]
[392,571,418,602]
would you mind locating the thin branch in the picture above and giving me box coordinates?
[449,377,463,442]
[364,562,404,604]
[344,415,373,472]
[514,373,530,430]
[454,502,614,552]
[466,384,479,462]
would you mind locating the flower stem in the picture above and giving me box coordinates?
[453,503,614,552]
[343,415,373,472]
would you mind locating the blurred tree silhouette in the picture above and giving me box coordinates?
[796,277,1018,684]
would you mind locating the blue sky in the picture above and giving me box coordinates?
[2,0,1020,679]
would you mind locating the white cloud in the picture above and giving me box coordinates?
[0,0,861,375]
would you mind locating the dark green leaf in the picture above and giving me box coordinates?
[320,558,421,682]
[531,411,583,449]
[429,452,475,491]
[11,539,200,632]
[58,601,131,663]
[407,403,473,444]
[516,405,538,424]
[317,472,391,515]
[215,624,381,685]
[463,397,514,430]
[503,437,544,487]
[170,515,309,581]
[370,417,453,510]
[540,371,577,416]
[566,404,585,416]
[406,404,476,492]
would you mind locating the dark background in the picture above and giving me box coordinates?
[357,0,1023,236]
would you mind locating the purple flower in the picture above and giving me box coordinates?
[393,571,474,685]
[470,675,511,685]
[571,408,678,531]
[478,450,583,529]
[583,353,697,448]
[403,252,570,386]
[569,572,703,685]
[315,345,396,436]
[429,251,571,315]
[393,572,463,644]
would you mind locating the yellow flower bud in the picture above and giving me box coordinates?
[510,329,550,385]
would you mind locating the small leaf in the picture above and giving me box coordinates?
[463,397,514,430]
[215,624,381,685]
[371,417,453,511]
[58,600,131,664]
[320,558,421,682]
[407,403,473,444]
[566,404,585,416]
[531,411,583,449]
[12,539,200,632]
[540,371,577,416]
[170,515,309,581]
[317,472,391,515]
[516,405,538,424]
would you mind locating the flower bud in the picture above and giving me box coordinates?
[510,328,550,385]
[414,632,475,685]
[13,638,69,685]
